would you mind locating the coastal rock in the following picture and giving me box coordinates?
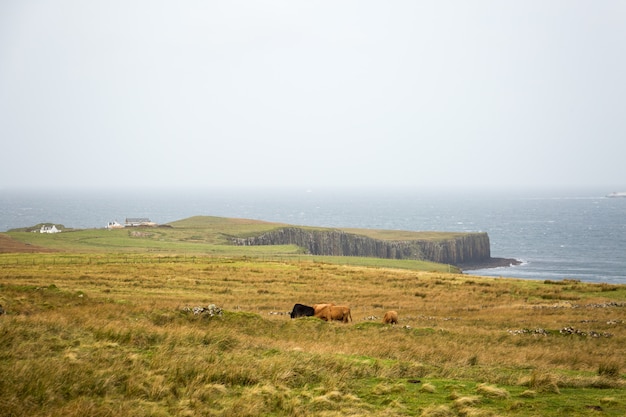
[232,227,497,266]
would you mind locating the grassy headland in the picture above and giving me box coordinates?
[3,216,460,272]
[0,217,624,416]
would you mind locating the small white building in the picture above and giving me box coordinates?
[40,225,60,234]
[106,220,124,229]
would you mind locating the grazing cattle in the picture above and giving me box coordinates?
[290,303,315,319]
[330,305,352,323]
[312,303,334,321]
[383,310,398,324]
[313,303,334,314]
[319,305,352,323]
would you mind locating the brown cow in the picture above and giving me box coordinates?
[383,310,398,324]
[313,303,334,314]
[327,305,352,323]
[313,303,334,321]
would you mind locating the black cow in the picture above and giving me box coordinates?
[290,303,315,319]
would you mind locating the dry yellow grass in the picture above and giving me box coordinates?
[0,254,624,416]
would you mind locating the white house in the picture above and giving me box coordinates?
[40,225,60,233]
[106,220,124,229]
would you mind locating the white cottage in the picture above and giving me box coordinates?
[40,225,60,233]
[106,220,124,229]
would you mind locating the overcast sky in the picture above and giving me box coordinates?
[1,1,625,190]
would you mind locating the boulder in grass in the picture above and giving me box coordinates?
[182,304,223,317]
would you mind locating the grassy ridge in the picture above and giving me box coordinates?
[5,224,300,254]
[0,254,624,416]
[3,215,461,272]
[6,215,476,252]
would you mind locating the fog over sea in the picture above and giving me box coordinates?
[1,187,625,284]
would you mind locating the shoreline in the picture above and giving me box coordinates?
[458,257,522,271]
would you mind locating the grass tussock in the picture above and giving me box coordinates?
[522,371,561,394]
[475,383,510,399]
[419,382,437,393]
[420,405,455,417]
[0,254,625,416]
[453,395,482,408]
[518,390,537,398]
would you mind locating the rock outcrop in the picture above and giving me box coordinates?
[232,227,492,266]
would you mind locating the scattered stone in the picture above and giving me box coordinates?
[559,326,612,338]
[508,328,549,336]
[182,304,223,317]
[129,231,152,238]
[533,301,626,310]
[509,326,613,338]
[532,304,571,310]
[582,302,626,309]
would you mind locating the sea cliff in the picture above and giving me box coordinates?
[232,227,502,267]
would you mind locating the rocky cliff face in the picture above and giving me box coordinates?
[232,227,491,265]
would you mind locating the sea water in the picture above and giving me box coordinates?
[1,187,625,284]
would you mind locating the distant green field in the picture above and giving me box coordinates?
[3,215,460,273]
[5,228,300,255]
